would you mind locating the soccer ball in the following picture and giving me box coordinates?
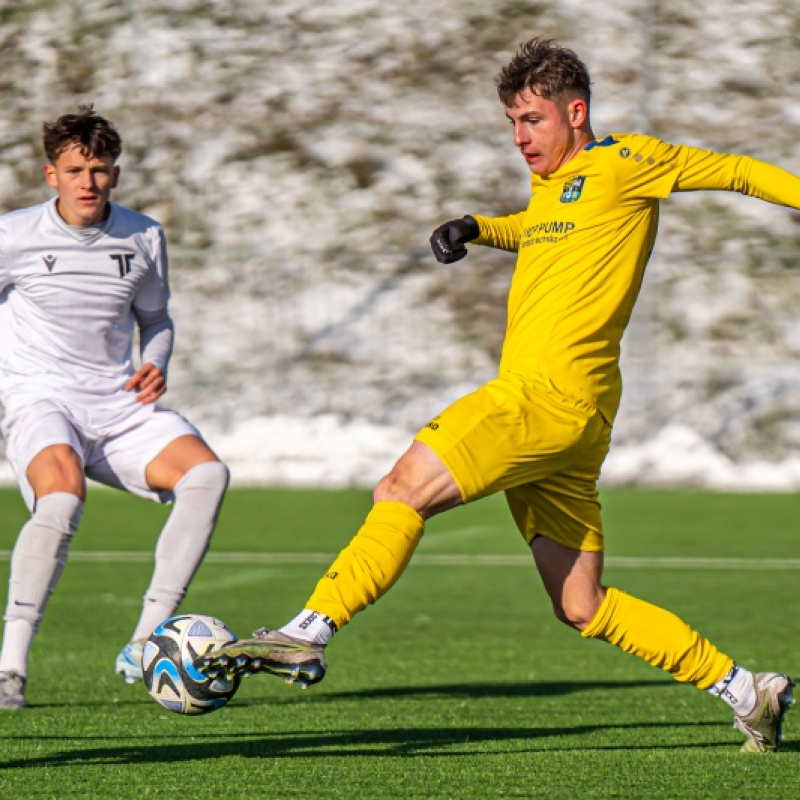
[143,614,241,715]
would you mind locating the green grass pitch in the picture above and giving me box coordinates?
[0,486,799,797]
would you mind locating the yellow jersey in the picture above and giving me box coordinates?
[473,133,800,424]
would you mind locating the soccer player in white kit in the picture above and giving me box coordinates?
[0,106,230,709]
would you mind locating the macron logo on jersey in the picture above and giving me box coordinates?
[42,255,57,272]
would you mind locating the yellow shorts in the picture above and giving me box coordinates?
[414,372,611,552]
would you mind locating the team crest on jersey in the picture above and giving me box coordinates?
[560,176,586,203]
[110,252,135,276]
[42,255,56,272]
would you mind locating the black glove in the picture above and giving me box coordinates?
[429,215,480,264]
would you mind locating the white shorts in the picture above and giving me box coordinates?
[2,394,202,510]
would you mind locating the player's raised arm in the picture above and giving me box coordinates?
[672,145,800,210]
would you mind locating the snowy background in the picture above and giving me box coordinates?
[1,0,800,489]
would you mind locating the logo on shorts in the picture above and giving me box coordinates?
[426,415,441,431]
[43,255,57,271]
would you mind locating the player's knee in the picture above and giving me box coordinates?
[373,469,415,506]
[174,460,230,501]
[32,492,84,537]
[373,471,396,503]
[28,453,86,500]
[550,595,601,632]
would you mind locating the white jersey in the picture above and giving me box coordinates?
[0,198,174,416]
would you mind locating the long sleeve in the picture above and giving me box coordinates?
[596,134,800,210]
[673,148,800,209]
[136,308,174,372]
[471,211,527,252]
[133,224,173,371]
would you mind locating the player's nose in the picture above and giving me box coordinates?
[80,169,97,188]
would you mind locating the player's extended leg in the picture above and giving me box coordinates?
[306,441,459,627]
[115,435,229,683]
[196,373,609,687]
[532,535,794,753]
[196,440,461,687]
[0,445,85,709]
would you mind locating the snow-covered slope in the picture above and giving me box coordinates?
[1,1,799,487]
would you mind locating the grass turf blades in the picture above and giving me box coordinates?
[0,487,798,797]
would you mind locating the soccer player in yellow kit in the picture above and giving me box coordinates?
[199,38,796,752]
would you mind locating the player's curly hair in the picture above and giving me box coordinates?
[42,104,122,163]
[496,38,591,107]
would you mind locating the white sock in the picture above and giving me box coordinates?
[280,610,337,645]
[707,664,757,716]
[131,461,229,642]
[0,619,36,677]
[0,492,84,676]
[131,600,174,644]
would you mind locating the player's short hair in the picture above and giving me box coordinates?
[496,38,591,108]
[42,104,122,163]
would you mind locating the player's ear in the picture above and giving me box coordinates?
[43,163,57,188]
[568,98,588,129]
[111,165,120,189]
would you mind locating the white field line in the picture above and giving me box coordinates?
[0,551,799,569]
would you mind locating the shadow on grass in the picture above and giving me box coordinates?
[3,679,747,766]
[0,719,736,768]
[257,678,677,704]
[28,678,675,709]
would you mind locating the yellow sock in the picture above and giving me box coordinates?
[582,587,733,689]
[305,501,424,630]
